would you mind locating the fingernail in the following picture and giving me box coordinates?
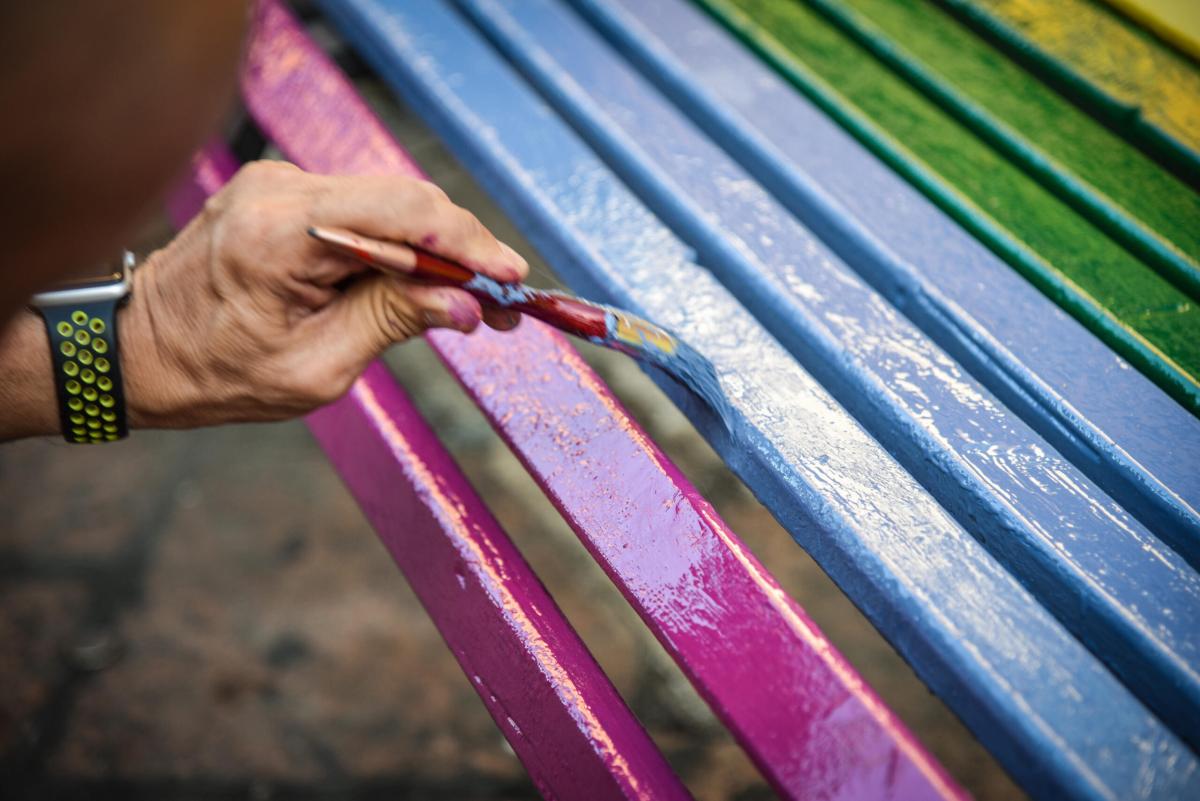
[442,295,481,331]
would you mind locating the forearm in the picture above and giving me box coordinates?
[0,311,60,440]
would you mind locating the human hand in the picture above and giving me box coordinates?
[122,160,528,428]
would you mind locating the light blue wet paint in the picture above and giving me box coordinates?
[455,0,1200,754]
[569,0,1200,559]
[317,0,1199,798]
[463,272,538,305]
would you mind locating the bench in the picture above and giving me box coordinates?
[168,1,1200,799]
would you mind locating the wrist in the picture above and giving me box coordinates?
[120,253,205,429]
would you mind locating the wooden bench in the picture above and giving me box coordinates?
[168,1,1200,799]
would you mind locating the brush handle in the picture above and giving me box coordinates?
[307,225,611,340]
[407,247,610,340]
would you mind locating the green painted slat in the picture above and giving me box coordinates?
[827,0,1200,302]
[935,0,1200,185]
[696,0,1200,415]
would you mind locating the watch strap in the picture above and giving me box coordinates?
[38,301,128,444]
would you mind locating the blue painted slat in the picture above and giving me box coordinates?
[452,0,1200,752]
[316,1,1200,798]
[568,0,1200,564]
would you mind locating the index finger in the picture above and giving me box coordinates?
[309,173,528,283]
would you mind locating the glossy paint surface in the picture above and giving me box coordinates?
[697,0,1200,414]
[573,0,1200,568]
[459,0,1200,749]
[318,0,1200,797]
[235,2,960,798]
[170,8,696,800]
[442,322,961,800]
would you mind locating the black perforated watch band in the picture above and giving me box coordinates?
[38,301,128,444]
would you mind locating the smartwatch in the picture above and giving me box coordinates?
[30,251,134,444]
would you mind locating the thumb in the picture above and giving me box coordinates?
[322,275,483,370]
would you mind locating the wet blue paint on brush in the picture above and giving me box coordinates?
[469,273,733,428]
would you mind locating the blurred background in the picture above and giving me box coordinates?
[0,8,1025,800]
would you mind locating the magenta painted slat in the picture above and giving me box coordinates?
[437,323,964,801]
[230,1,964,799]
[166,142,689,801]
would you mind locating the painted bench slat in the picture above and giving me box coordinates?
[317,1,1200,797]
[803,0,1200,301]
[168,141,690,801]
[569,0,1200,566]
[933,0,1200,183]
[695,0,1200,416]
[236,3,961,797]
[455,0,1200,751]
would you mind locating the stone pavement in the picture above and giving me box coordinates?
[0,23,1023,799]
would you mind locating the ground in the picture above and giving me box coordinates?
[0,20,1024,800]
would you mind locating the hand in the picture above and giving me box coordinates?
[122,160,528,428]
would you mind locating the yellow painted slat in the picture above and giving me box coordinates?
[1101,0,1200,60]
[969,0,1200,161]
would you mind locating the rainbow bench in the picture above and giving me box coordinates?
[170,1,1200,798]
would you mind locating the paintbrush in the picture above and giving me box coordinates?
[308,225,731,427]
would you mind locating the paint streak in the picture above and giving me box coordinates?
[318,0,1200,797]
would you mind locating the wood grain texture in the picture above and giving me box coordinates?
[317,0,1200,797]
[236,2,962,798]
[934,0,1200,183]
[697,0,1200,415]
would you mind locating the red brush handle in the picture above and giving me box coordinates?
[410,248,610,340]
[308,226,611,341]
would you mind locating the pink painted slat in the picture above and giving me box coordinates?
[236,1,965,799]
[166,145,690,801]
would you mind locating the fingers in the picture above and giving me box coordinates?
[310,174,528,283]
[482,307,521,331]
[320,276,479,371]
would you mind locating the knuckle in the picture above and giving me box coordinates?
[414,178,449,204]
[447,206,488,245]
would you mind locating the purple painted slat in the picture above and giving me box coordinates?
[234,2,965,799]
[167,143,689,800]
[437,324,964,801]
